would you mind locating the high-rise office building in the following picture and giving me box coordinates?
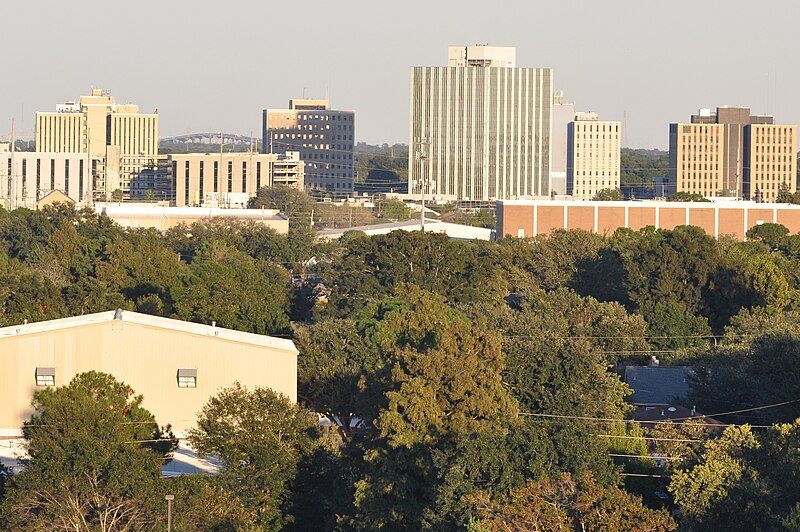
[567,112,621,199]
[408,45,553,201]
[668,106,794,200]
[263,99,355,194]
[743,124,797,202]
[551,90,576,196]
[35,88,159,201]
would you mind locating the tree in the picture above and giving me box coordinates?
[111,189,123,202]
[351,287,519,529]
[172,242,291,335]
[594,188,623,201]
[323,231,507,316]
[294,318,383,438]
[377,198,411,220]
[668,192,711,202]
[638,300,712,353]
[0,372,175,531]
[475,472,676,531]
[248,186,315,227]
[668,422,800,530]
[189,383,319,530]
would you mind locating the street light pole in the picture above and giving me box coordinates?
[165,494,174,531]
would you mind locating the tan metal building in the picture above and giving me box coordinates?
[0,310,298,437]
[94,204,290,234]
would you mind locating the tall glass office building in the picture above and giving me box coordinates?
[408,45,553,201]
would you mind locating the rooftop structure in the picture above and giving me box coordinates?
[316,219,493,241]
[95,204,289,233]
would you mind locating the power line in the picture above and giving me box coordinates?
[610,453,683,461]
[597,434,704,443]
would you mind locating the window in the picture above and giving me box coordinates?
[242,161,247,192]
[227,161,233,192]
[35,367,55,387]
[213,161,219,192]
[177,368,197,388]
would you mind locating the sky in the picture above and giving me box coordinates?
[2,0,799,149]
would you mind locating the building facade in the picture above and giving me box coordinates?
[35,88,160,201]
[263,99,354,194]
[743,124,797,202]
[0,310,297,436]
[497,199,800,241]
[170,152,304,207]
[408,45,553,201]
[567,112,621,199]
[668,107,794,200]
[1,150,91,208]
[550,90,575,196]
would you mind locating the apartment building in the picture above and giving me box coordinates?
[668,107,795,200]
[170,151,304,207]
[408,45,553,201]
[743,124,797,202]
[263,99,354,193]
[567,112,621,199]
[35,88,159,201]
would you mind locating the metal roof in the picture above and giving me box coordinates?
[0,310,297,354]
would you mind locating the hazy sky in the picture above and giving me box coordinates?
[3,0,798,149]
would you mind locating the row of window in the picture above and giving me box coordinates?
[34,367,197,388]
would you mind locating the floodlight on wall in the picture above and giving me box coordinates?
[35,367,56,387]
[177,368,197,388]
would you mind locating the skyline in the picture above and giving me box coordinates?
[3,0,799,149]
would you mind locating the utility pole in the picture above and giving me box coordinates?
[165,494,174,532]
[9,119,16,210]
[416,137,428,231]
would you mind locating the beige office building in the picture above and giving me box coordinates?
[0,310,298,436]
[35,88,159,201]
[743,124,797,202]
[668,122,726,197]
[409,45,553,201]
[1,150,91,208]
[567,112,621,199]
[170,152,304,207]
[668,107,795,200]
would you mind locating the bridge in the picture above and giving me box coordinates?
[160,133,262,147]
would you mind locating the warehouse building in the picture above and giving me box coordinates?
[0,310,298,438]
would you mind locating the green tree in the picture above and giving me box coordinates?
[351,287,519,529]
[668,192,711,202]
[476,472,676,531]
[172,242,291,335]
[0,372,175,530]
[189,383,319,530]
[377,198,411,220]
[594,188,623,201]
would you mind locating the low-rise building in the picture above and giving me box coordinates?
[0,310,298,438]
[95,204,289,233]
[497,199,800,241]
[316,219,493,241]
[170,151,304,207]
